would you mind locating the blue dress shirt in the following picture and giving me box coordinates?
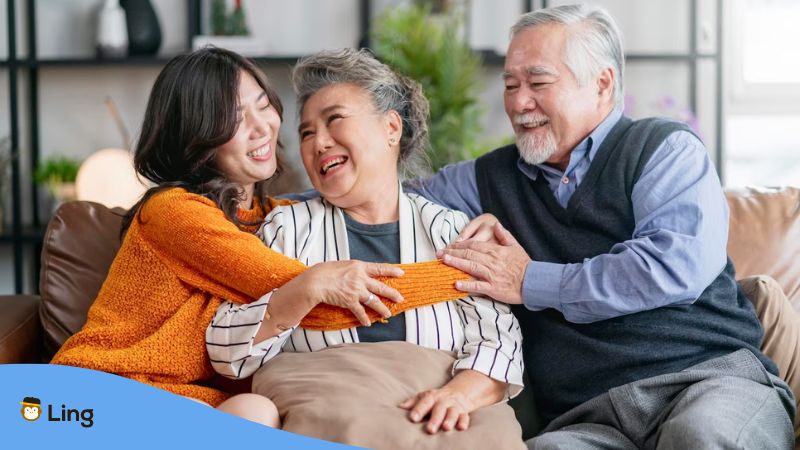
[412,109,729,323]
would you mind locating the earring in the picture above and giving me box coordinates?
[389,138,397,145]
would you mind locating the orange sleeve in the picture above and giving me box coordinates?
[137,189,307,303]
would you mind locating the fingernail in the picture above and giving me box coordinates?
[436,250,443,257]
[410,413,419,422]
[455,281,462,290]
[443,254,451,263]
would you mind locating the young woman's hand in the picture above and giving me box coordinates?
[291,260,405,326]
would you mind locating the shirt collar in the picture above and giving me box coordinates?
[517,107,623,180]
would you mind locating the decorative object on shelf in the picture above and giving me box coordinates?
[372,2,485,171]
[96,0,128,59]
[194,0,263,56]
[120,0,162,56]
[0,136,10,234]
[210,0,228,36]
[34,156,81,210]
[227,0,250,36]
[76,148,148,209]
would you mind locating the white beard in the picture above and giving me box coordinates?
[516,127,557,166]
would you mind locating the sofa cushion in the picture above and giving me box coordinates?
[726,187,800,309]
[38,201,125,361]
[253,341,526,450]
[741,275,800,439]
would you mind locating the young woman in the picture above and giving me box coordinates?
[50,47,469,424]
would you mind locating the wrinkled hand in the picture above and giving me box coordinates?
[294,260,404,326]
[399,387,475,433]
[438,222,530,304]
[456,213,500,243]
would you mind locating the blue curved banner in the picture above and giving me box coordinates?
[2,364,358,449]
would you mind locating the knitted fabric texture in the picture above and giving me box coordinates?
[51,188,466,405]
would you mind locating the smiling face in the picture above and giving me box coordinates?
[214,70,281,206]
[503,24,613,170]
[298,83,402,221]
[22,405,40,421]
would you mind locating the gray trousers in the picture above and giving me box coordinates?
[527,349,795,450]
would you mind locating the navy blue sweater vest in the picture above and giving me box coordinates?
[475,116,776,423]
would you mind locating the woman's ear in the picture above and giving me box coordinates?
[385,110,403,147]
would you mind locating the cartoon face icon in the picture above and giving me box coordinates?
[20,397,42,421]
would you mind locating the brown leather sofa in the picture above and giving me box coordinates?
[2,187,799,436]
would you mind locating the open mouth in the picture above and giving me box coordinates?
[319,156,348,175]
[247,144,271,159]
[518,118,549,130]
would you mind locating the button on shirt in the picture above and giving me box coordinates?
[410,108,729,323]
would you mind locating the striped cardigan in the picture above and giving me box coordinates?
[206,190,524,396]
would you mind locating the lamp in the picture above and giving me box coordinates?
[75,148,148,209]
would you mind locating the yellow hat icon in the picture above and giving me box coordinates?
[20,396,41,407]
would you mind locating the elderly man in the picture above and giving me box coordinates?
[414,4,795,449]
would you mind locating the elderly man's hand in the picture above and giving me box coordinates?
[438,222,530,304]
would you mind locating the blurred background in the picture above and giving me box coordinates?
[1,0,797,294]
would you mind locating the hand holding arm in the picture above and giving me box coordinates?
[439,222,531,304]
[254,260,405,341]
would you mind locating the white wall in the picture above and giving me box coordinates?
[0,0,721,294]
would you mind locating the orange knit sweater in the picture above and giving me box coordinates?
[51,188,467,406]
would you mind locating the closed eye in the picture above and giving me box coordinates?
[327,113,344,124]
[300,129,315,140]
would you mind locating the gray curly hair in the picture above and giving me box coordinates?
[292,48,431,179]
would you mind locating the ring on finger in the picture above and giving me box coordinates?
[363,293,377,305]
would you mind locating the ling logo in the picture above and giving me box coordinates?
[19,396,94,427]
[20,397,42,421]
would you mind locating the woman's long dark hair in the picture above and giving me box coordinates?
[121,47,284,235]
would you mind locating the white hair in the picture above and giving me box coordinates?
[511,4,625,108]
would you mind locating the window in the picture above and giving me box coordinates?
[724,0,800,187]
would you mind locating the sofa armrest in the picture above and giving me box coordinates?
[0,295,42,363]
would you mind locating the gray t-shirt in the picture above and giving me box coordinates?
[344,212,406,342]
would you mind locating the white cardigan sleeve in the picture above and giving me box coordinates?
[429,206,525,398]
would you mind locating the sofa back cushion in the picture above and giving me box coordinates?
[39,201,125,361]
[726,187,800,310]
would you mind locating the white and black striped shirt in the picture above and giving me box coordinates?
[206,189,524,397]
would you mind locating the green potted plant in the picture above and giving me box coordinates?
[371,2,485,171]
[34,156,81,206]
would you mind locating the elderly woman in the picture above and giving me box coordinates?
[206,48,524,434]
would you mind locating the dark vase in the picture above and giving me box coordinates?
[120,0,161,55]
